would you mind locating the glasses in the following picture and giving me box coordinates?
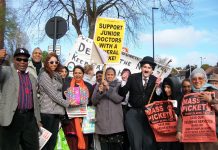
[48,61,59,65]
[16,58,28,62]
[192,77,204,81]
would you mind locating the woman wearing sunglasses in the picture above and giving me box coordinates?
[38,52,72,150]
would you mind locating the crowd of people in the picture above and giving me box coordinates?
[0,47,218,150]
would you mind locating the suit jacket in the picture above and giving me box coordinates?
[0,64,41,126]
[118,72,158,109]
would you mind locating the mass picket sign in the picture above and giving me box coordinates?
[94,17,125,63]
[145,101,178,142]
[181,92,217,142]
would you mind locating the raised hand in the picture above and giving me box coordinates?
[0,49,7,61]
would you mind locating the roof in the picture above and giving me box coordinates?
[205,66,218,75]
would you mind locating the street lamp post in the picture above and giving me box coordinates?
[152,7,158,59]
[200,57,206,66]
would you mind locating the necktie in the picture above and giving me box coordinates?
[143,78,148,89]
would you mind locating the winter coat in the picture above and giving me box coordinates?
[27,60,43,79]
[38,71,69,115]
[92,79,124,135]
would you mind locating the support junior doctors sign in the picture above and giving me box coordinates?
[94,17,125,63]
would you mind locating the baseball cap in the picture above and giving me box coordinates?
[13,48,30,58]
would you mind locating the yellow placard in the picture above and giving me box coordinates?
[94,17,125,63]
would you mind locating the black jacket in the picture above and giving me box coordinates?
[118,72,158,109]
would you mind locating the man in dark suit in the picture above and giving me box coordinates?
[0,48,41,150]
[118,56,159,150]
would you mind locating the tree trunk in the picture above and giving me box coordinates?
[71,17,82,36]
[88,15,97,39]
[0,0,5,48]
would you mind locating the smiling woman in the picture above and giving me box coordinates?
[38,52,73,150]
[62,65,94,150]
[177,68,218,150]
[92,67,125,150]
[43,52,61,78]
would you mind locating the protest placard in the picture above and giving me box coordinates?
[94,17,125,63]
[145,101,178,142]
[153,61,172,82]
[181,92,217,142]
[65,35,172,78]
[39,127,52,150]
[82,106,96,134]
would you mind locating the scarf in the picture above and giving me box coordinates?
[192,83,218,93]
[32,59,42,75]
[70,78,89,150]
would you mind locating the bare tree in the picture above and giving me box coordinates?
[5,8,31,55]
[23,0,192,42]
[155,55,170,65]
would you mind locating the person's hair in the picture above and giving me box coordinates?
[73,65,85,74]
[64,66,69,74]
[182,78,191,85]
[44,52,61,78]
[32,47,42,54]
[84,64,93,74]
[121,68,131,76]
[96,70,103,75]
[106,67,116,75]
[59,65,70,77]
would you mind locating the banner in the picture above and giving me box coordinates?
[94,17,125,63]
[91,42,109,65]
[181,92,217,142]
[65,35,142,76]
[145,101,178,142]
[65,35,172,78]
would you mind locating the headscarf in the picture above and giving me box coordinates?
[162,76,182,100]
[191,68,218,92]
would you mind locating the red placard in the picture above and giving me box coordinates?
[181,92,217,142]
[145,101,178,142]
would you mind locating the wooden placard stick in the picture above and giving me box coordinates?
[147,59,172,104]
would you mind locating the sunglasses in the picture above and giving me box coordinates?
[48,61,59,65]
[16,58,28,62]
